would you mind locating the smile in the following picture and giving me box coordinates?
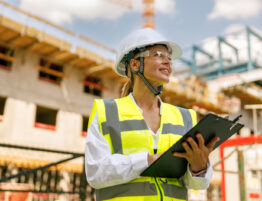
[159,69,170,75]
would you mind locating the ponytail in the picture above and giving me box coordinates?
[121,68,134,97]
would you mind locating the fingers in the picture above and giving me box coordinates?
[182,141,193,155]
[207,136,220,152]
[173,152,188,160]
[196,133,205,149]
[186,137,199,152]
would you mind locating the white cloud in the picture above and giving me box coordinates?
[224,24,246,34]
[208,0,262,20]
[20,0,129,24]
[20,0,176,25]
[155,0,176,14]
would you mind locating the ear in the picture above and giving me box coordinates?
[129,58,140,72]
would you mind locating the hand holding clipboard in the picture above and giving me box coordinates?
[141,113,244,178]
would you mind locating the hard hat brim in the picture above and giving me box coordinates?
[115,41,182,77]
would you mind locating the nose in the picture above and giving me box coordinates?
[162,56,171,66]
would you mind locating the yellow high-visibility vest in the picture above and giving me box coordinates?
[89,96,197,201]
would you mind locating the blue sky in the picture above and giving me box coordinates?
[6,0,262,52]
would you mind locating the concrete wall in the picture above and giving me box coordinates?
[0,46,120,152]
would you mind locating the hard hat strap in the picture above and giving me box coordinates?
[131,56,163,96]
[136,71,163,95]
[139,56,144,74]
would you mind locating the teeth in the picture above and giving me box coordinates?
[161,69,168,73]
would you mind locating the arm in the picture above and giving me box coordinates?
[85,112,148,189]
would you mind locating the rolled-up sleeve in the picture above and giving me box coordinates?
[182,161,212,190]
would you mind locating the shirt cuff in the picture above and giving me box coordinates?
[130,152,149,173]
[187,160,211,178]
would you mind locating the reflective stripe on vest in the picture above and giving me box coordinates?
[96,182,158,201]
[162,107,193,135]
[102,99,193,154]
[96,181,188,201]
[161,183,187,199]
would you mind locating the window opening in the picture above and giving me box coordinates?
[0,96,6,121]
[0,45,15,71]
[82,116,89,136]
[83,76,108,97]
[35,105,57,130]
[38,59,64,85]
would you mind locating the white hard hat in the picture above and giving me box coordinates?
[115,28,182,77]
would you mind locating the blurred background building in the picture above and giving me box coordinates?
[0,1,261,201]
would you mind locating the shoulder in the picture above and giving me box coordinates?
[162,102,197,126]
[94,96,131,110]
[163,102,195,113]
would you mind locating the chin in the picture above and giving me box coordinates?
[155,78,169,85]
[158,76,170,84]
[145,75,169,86]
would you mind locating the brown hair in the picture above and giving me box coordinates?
[121,67,134,97]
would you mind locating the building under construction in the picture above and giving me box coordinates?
[0,1,261,201]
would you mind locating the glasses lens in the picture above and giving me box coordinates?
[155,51,171,60]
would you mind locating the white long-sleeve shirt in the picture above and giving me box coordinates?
[85,94,212,189]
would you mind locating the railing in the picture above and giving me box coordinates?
[174,26,262,80]
[0,143,91,201]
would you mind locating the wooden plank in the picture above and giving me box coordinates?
[79,35,117,53]
[76,47,103,63]
[0,52,16,62]
[0,16,24,33]
[42,34,71,52]
[10,35,36,47]
[0,26,7,34]
[85,65,107,75]
[68,58,82,66]
[98,69,118,78]
[48,51,73,60]
[58,54,78,63]
[28,42,46,51]
[0,17,71,53]
[73,59,95,68]
[86,66,110,76]
[24,26,42,39]
[36,65,69,78]
[0,29,19,42]
[31,43,57,55]
[35,46,57,55]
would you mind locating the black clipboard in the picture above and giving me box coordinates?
[140,113,244,178]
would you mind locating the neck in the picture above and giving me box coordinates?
[132,77,160,111]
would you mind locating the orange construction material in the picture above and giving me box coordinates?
[142,0,155,28]
[220,135,262,201]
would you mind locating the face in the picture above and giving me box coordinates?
[143,45,172,85]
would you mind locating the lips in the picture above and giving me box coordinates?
[159,67,171,75]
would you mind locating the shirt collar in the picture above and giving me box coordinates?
[128,93,162,115]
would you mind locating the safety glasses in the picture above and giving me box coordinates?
[134,50,171,60]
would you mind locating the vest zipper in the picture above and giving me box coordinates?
[154,177,163,201]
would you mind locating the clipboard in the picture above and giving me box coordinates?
[140,113,244,178]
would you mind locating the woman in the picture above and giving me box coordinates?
[85,28,219,201]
